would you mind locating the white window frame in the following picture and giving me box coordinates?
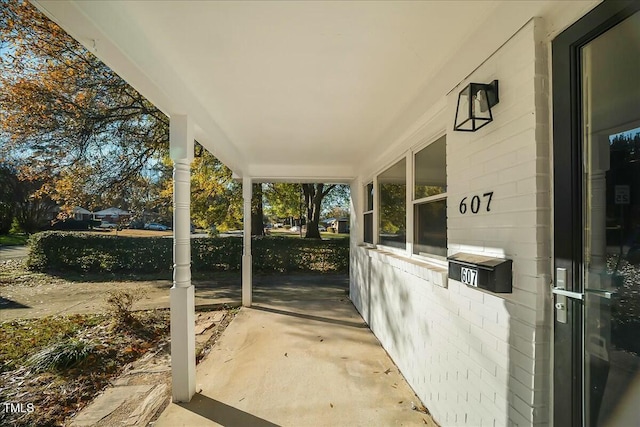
[363,181,374,246]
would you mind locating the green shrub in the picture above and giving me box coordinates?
[27,231,348,274]
[27,232,173,273]
[27,337,96,372]
[252,237,349,273]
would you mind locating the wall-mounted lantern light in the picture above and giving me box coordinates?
[453,80,499,132]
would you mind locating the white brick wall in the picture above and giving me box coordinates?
[350,17,559,426]
[447,19,552,425]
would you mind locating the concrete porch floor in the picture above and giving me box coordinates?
[155,276,437,427]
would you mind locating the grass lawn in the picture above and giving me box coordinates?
[319,231,350,240]
[268,229,349,240]
[0,234,28,246]
[82,229,173,238]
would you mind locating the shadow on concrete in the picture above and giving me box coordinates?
[252,275,356,326]
[177,393,280,427]
[42,270,240,284]
[252,305,368,329]
[0,296,29,309]
[194,279,241,303]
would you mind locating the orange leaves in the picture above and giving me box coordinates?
[74,92,86,104]
[1,0,171,213]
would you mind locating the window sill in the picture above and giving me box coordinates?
[363,247,448,288]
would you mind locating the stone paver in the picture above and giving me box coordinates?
[67,311,231,427]
[71,385,154,426]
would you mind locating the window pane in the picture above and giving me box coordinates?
[415,135,446,199]
[364,212,373,244]
[365,182,374,211]
[378,158,406,248]
[414,199,447,257]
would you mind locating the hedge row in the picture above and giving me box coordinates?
[27,232,349,274]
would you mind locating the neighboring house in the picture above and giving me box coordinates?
[92,207,131,224]
[36,1,640,425]
[72,206,92,221]
[328,218,349,234]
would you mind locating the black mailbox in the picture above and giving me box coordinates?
[448,253,512,293]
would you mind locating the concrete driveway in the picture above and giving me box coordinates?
[155,276,437,427]
[0,245,28,261]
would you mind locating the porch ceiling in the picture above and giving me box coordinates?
[32,1,591,181]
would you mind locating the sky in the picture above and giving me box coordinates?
[609,126,640,144]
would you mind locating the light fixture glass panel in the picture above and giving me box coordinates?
[474,88,492,120]
[454,81,498,132]
[455,86,472,130]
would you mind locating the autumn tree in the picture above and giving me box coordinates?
[264,183,349,238]
[264,183,303,225]
[1,2,326,235]
[251,184,265,236]
[319,184,350,218]
[13,177,56,233]
[301,184,337,238]
[0,162,56,233]
[0,1,170,211]
[187,144,243,231]
[0,164,18,233]
[0,3,270,232]
[264,183,350,238]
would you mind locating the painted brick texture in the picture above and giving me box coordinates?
[350,19,553,426]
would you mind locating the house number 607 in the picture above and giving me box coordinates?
[459,192,494,214]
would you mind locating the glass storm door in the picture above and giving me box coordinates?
[553,2,640,426]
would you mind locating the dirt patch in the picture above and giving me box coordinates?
[82,229,173,238]
[0,260,241,321]
[0,260,173,321]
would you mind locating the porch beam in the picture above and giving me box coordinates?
[242,176,253,307]
[169,115,196,402]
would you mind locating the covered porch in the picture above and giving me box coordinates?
[155,275,435,426]
[31,1,605,425]
[30,0,516,404]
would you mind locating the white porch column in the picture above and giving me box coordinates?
[169,115,195,402]
[242,176,253,307]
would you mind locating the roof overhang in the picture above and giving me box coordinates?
[32,0,599,182]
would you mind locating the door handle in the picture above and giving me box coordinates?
[553,267,583,324]
[585,289,615,299]
[552,287,584,300]
[554,267,583,299]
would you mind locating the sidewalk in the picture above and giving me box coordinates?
[0,245,28,261]
[155,277,437,427]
